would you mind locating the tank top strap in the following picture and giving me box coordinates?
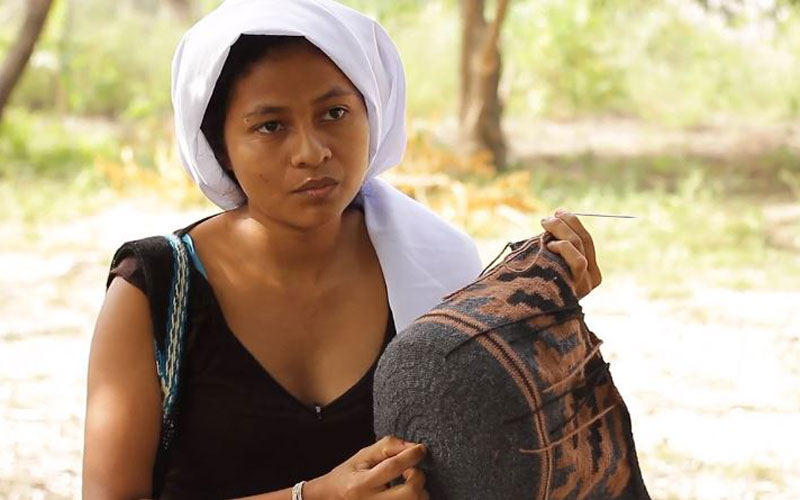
[173,212,225,237]
[179,233,208,279]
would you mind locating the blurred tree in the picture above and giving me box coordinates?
[459,0,509,171]
[695,0,799,21]
[0,0,55,123]
[164,0,198,22]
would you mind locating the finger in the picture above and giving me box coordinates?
[554,208,601,286]
[366,443,427,487]
[354,436,419,471]
[402,467,426,490]
[546,240,589,294]
[541,216,585,257]
[378,469,428,500]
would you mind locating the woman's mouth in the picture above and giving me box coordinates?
[293,176,339,199]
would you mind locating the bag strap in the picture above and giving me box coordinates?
[154,233,191,455]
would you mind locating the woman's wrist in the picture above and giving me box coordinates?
[299,475,328,500]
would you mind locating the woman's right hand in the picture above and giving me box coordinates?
[306,435,429,500]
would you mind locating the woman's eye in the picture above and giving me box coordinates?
[323,107,348,121]
[257,121,283,134]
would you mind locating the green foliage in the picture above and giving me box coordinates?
[513,152,800,291]
[505,0,631,118]
[503,0,800,124]
[339,0,430,22]
[629,12,800,125]
[6,0,185,118]
[0,108,118,178]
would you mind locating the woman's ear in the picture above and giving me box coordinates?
[217,152,240,188]
[224,164,240,187]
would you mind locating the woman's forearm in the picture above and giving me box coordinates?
[232,487,291,500]
[232,476,327,500]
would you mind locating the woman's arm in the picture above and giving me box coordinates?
[234,438,429,500]
[83,277,162,499]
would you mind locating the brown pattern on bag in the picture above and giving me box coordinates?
[414,233,646,500]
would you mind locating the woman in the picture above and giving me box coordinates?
[82,1,600,499]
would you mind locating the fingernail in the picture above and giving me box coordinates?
[555,208,566,216]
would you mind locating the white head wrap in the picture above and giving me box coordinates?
[171,0,482,331]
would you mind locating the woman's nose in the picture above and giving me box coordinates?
[290,126,332,168]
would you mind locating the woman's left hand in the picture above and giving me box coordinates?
[540,208,602,299]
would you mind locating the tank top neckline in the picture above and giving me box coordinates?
[174,213,396,415]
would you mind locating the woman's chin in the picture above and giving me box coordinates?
[286,201,353,231]
[245,184,359,230]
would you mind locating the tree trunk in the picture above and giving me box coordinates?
[0,0,55,123]
[165,0,197,23]
[459,0,510,171]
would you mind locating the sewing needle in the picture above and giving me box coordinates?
[572,213,637,219]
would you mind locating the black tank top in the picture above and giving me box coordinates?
[107,214,396,499]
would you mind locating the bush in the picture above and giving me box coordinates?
[5,0,186,118]
[503,0,800,124]
[0,108,118,179]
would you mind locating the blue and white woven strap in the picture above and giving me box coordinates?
[157,233,191,419]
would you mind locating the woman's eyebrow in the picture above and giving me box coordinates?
[313,85,357,103]
[244,86,357,119]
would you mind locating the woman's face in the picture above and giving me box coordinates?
[222,41,370,229]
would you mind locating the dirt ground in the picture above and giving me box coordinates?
[0,196,798,500]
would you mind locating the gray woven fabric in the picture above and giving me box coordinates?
[373,234,651,500]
